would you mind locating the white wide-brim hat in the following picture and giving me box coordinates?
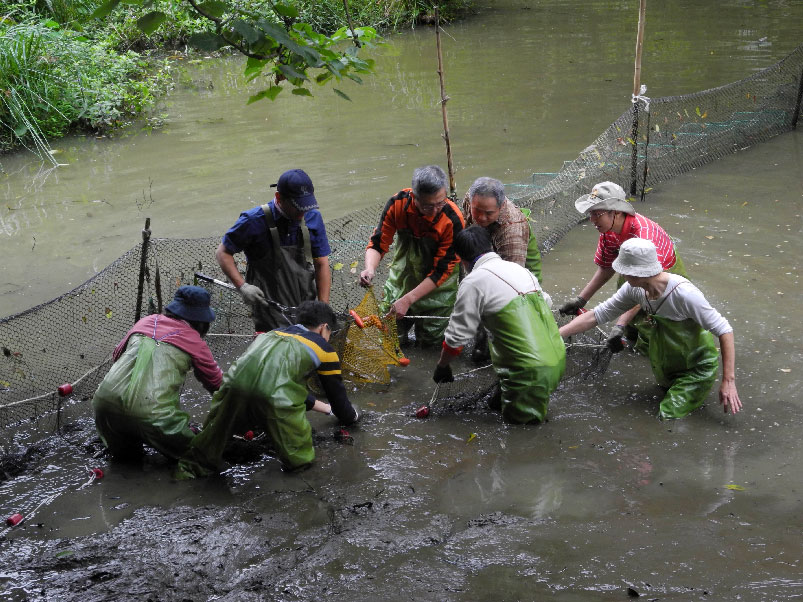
[575,181,635,215]
[612,238,663,277]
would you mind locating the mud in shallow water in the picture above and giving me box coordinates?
[2,130,803,600]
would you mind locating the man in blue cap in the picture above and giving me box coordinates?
[216,168,333,332]
[92,286,223,461]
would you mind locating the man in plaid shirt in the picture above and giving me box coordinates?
[461,177,542,282]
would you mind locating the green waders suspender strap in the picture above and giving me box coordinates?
[261,204,313,266]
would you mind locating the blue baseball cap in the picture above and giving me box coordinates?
[271,169,318,212]
[166,286,215,323]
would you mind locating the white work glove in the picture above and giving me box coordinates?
[239,283,268,308]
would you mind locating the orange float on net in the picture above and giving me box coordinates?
[349,310,365,329]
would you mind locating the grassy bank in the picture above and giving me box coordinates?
[0,0,475,160]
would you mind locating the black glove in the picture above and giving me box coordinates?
[433,364,454,384]
[606,325,626,353]
[558,295,587,316]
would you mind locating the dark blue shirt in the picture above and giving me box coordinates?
[221,200,331,261]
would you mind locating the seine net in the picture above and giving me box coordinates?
[2,43,802,438]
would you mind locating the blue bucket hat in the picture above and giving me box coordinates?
[166,286,215,323]
[271,168,318,212]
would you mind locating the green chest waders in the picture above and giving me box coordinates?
[618,251,688,354]
[92,334,195,459]
[647,314,719,419]
[379,229,458,347]
[519,207,543,283]
[177,332,318,477]
[481,272,566,424]
[245,205,317,331]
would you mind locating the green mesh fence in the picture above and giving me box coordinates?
[2,43,802,437]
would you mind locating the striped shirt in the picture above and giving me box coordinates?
[368,189,465,286]
[272,325,354,420]
[594,213,676,270]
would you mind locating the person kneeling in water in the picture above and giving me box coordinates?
[559,238,742,419]
[176,300,359,478]
[433,226,565,424]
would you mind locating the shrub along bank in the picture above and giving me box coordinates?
[0,0,474,160]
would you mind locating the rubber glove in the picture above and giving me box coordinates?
[558,295,587,315]
[433,364,454,384]
[239,283,268,308]
[606,324,626,353]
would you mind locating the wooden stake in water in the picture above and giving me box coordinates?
[434,7,456,198]
[629,0,647,195]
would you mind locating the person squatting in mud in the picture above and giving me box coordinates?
[559,238,742,419]
[175,300,359,478]
[92,286,223,461]
[433,226,565,424]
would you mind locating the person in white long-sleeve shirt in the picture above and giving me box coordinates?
[433,226,565,424]
[559,238,742,418]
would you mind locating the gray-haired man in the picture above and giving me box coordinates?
[360,165,465,347]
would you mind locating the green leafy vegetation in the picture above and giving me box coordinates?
[1,0,475,159]
[0,2,170,160]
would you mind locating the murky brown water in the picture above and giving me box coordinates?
[1,0,802,600]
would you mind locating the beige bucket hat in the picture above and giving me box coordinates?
[575,181,635,215]
[612,238,663,277]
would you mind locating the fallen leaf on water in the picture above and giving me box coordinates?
[779,368,791,373]
[55,550,74,558]
[741,202,748,207]
[350,261,358,269]
[568,445,579,449]
[726,484,745,491]
[705,236,714,240]
[466,433,477,444]
[333,262,344,271]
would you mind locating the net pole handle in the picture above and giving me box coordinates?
[134,217,151,322]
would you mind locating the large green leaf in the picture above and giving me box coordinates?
[278,64,307,82]
[137,11,167,35]
[188,31,228,51]
[231,19,261,45]
[273,3,299,18]
[257,21,321,67]
[291,87,312,97]
[247,86,283,104]
[197,1,228,18]
[244,57,267,80]
[91,0,121,19]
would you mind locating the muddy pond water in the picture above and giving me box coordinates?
[1,0,802,600]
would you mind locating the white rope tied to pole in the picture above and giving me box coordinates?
[632,84,651,112]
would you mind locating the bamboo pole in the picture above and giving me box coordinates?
[434,7,456,198]
[632,0,647,97]
[629,0,647,196]
[134,218,151,322]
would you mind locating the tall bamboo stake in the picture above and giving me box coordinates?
[134,218,151,322]
[434,7,456,198]
[632,0,647,97]
[629,0,647,195]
